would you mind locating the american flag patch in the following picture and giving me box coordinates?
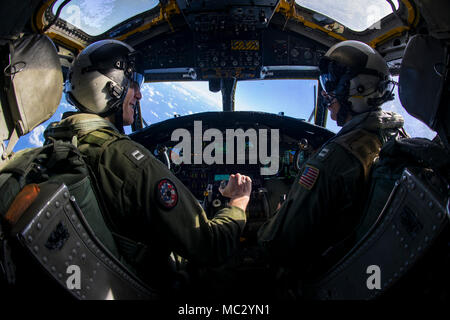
[299,165,319,190]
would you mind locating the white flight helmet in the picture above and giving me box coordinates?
[65,39,144,117]
[319,40,394,115]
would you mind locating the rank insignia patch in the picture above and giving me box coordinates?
[156,179,178,210]
[299,165,319,190]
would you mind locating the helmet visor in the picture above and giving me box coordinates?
[130,71,145,88]
[319,72,338,94]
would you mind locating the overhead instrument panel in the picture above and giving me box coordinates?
[262,28,328,66]
[173,0,280,80]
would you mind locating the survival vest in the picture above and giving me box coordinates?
[304,137,450,300]
[0,131,156,299]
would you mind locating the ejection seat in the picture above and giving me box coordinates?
[0,34,157,300]
[302,35,450,300]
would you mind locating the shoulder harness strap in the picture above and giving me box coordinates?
[77,129,149,265]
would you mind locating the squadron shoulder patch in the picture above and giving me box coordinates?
[298,165,320,190]
[156,179,178,210]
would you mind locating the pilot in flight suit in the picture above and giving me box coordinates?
[257,41,408,295]
[47,40,252,295]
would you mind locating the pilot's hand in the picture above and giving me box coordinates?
[219,173,252,212]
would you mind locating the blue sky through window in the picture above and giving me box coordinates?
[295,0,399,31]
[53,0,159,35]
[13,79,435,152]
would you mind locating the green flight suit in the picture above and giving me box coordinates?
[257,110,406,277]
[45,113,246,289]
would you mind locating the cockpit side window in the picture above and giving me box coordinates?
[325,76,437,139]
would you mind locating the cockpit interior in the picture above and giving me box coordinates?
[0,0,449,302]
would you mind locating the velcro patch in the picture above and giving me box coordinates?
[317,146,331,161]
[156,179,178,210]
[299,165,319,190]
[125,148,147,167]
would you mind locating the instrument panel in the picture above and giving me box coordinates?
[135,26,328,81]
[130,111,334,225]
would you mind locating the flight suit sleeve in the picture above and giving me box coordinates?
[104,140,247,267]
[257,142,364,268]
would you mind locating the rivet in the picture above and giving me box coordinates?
[402,176,407,181]
[36,223,42,230]
[405,261,409,266]
[58,273,63,279]
[394,273,398,278]
[417,246,422,251]
[55,201,60,208]
[81,253,86,260]
[68,255,73,261]
[437,212,442,219]
[419,192,424,199]
[76,223,82,230]
[51,266,56,272]
[65,204,71,211]
[400,237,404,242]
[400,267,404,272]
[396,231,400,235]
[428,202,433,208]
[424,236,429,242]
[404,244,408,249]
[410,253,414,258]
[432,225,437,231]
[27,235,33,243]
[82,295,86,299]
[93,270,97,275]
[76,242,81,248]
[72,249,77,255]
[70,196,76,202]
[42,256,48,263]
[64,261,69,267]
[89,278,93,283]
[46,211,51,219]
[33,245,39,252]
[76,291,81,296]
[64,192,69,199]
[86,286,91,291]
[96,262,100,267]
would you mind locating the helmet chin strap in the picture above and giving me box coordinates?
[114,107,125,134]
[102,83,130,134]
[336,99,352,126]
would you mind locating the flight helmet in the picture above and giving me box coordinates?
[319,40,394,125]
[65,40,144,119]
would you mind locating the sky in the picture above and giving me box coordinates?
[54,0,401,35]
[295,0,399,31]
[11,77,436,152]
[9,1,435,151]
[53,0,160,35]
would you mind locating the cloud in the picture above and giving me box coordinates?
[295,0,397,31]
[150,110,159,118]
[168,102,175,109]
[28,125,45,147]
[80,0,115,29]
[170,82,222,110]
